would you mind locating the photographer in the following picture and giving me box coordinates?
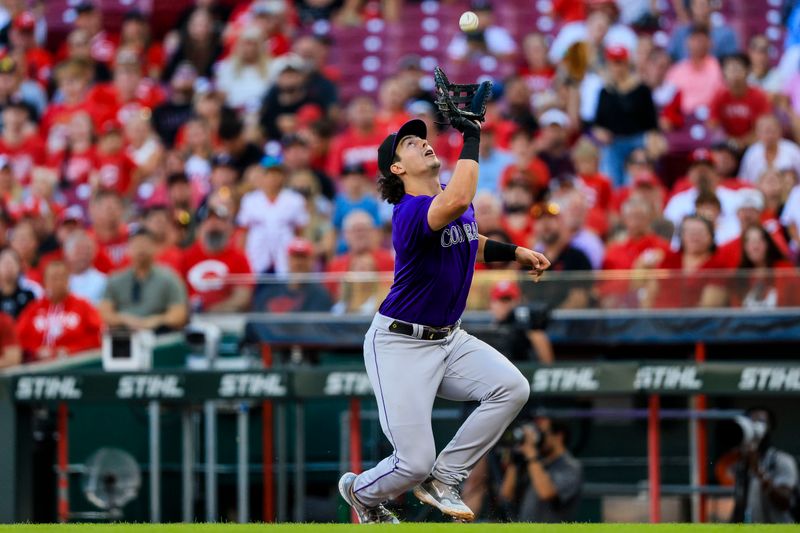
[500,417,582,522]
[488,281,554,364]
[731,408,798,523]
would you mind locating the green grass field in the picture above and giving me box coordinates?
[0,525,796,533]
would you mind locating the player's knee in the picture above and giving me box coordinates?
[502,372,532,409]
[402,448,436,483]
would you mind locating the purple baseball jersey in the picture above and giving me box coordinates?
[378,193,479,327]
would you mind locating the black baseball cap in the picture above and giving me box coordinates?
[377,119,427,179]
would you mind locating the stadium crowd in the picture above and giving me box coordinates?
[0,0,798,364]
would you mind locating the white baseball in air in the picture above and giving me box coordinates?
[459,11,479,32]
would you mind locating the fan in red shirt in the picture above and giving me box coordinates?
[326,96,386,179]
[499,129,551,195]
[326,210,394,299]
[86,48,166,127]
[599,195,671,308]
[48,111,96,190]
[643,215,731,309]
[39,205,114,275]
[225,1,293,58]
[731,224,799,308]
[708,53,770,148]
[0,311,20,368]
[118,10,166,80]
[375,78,412,135]
[182,203,253,312]
[93,119,138,196]
[518,33,556,96]
[0,102,45,186]
[56,2,118,67]
[141,205,183,274]
[716,189,790,267]
[89,190,130,271]
[41,59,96,143]
[8,11,53,87]
[571,138,612,237]
[16,260,102,363]
[500,177,537,247]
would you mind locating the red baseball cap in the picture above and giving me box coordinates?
[605,45,629,62]
[287,238,314,256]
[490,280,521,301]
[13,11,36,32]
[690,147,715,166]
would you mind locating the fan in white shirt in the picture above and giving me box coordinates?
[64,231,107,305]
[664,149,742,248]
[237,160,309,274]
[740,114,800,184]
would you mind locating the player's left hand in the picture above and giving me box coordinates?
[515,247,550,282]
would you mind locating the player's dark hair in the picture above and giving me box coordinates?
[377,155,406,204]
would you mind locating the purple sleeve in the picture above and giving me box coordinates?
[394,195,435,251]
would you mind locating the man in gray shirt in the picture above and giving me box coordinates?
[733,408,798,524]
[98,228,188,332]
[501,417,582,522]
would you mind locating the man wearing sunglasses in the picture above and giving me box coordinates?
[99,227,188,333]
[338,117,550,523]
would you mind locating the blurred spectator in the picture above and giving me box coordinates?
[237,158,308,274]
[740,114,800,183]
[500,178,537,247]
[141,205,183,272]
[216,25,272,110]
[694,190,739,245]
[473,192,504,234]
[375,77,411,134]
[99,228,188,332]
[732,225,797,308]
[500,417,583,522]
[782,183,800,254]
[326,96,384,179]
[152,62,198,148]
[251,237,332,312]
[64,229,106,305]
[163,7,221,81]
[287,168,335,264]
[531,201,593,308]
[7,11,51,89]
[89,190,130,270]
[217,110,263,177]
[331,252,381,315]
[0,310,19,368]
[51,111,94,188]
[290,34,339,115]
[519,33,557,113]
[477,124,514,193]
[260,56,330,140]
[500,129,550,200]
[124,110,164,186]
[239,0,291,58]
[708,54,771,149]
[488,280,553,364]
[327,210,394,291]
[571,138,612,237]
[665,25,724,116]
[43,59,93,141]
[446,0,516,62]
[119,10,164,81]
[549,1,638,67]
[69,1,118,69]
[711,141,745,182]
[395,55,437,113]
[10,218,41,279]
[643,215,729,308]
[0,248,35,318]
[593,46,658,187]
[0,54,45,120]
[0,101,44,186]
[747,35,781,95]
[667,0,739,60]
[182,203,252,312]
[94,119,138,196]
[282,133,335,200]
[16,260,102,362]
[642,47,684,131]
[664,148,741,245]
[500,76,539,133]
[555,188,605,269]
[534,109,575,182]
[332,163,380,238]
[63,28,111,82]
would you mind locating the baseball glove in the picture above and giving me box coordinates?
[433,67,492,131]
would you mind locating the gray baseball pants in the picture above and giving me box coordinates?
[352,312,531,507]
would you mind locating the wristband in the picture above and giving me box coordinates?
[459,135,480,163]
[484,239,517,263]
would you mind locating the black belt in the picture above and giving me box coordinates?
[388,319,456,340]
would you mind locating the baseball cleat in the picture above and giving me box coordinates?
[338,472,400,524]
[413,477,475,522]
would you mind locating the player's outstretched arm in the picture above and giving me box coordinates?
[427,120,481,231]
[477,234,551,281]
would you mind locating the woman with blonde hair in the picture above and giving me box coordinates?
[215,25,272,111]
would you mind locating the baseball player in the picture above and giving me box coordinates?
[338,116,550,523]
